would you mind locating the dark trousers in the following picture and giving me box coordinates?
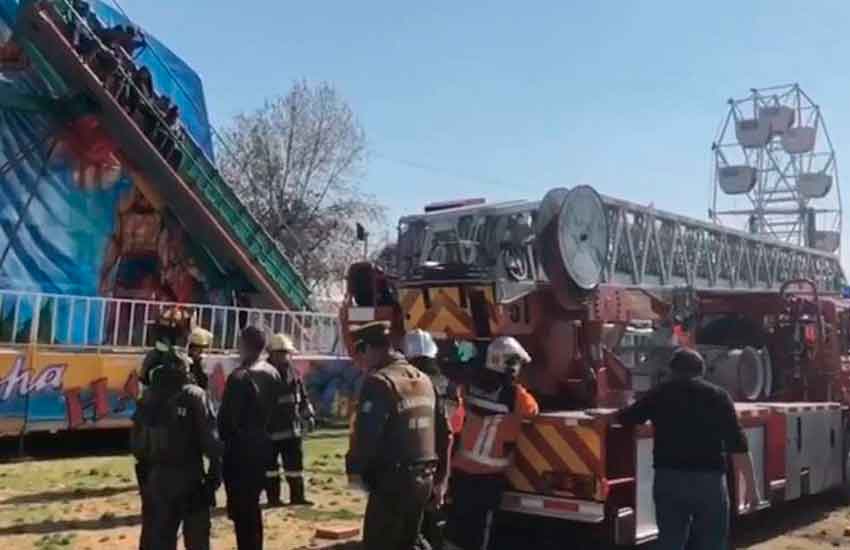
[225,477,264,550]
[653,468,730,550]
[264,437,305,503]
[143,468,210,550]
[363,467,434,550]
[446,471,505,550]
[419,503,447,550]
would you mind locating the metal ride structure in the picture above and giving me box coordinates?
[342,177,850,546]
[14,0,311,310]
[711,84,842,255]
[0,1,356,440]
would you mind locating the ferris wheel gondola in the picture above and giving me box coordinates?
[711,84,842,256]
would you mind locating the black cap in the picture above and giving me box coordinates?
[240,326,267,352]
[351,321,391,348]
[669,347,705,377]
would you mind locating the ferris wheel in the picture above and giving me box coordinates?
[710,84,842,255]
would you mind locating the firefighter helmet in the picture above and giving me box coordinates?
[189,327,213,348]
[485,336,531,374]
[403,329,438,359]
[268,333,298,353]
[151,307,192,336]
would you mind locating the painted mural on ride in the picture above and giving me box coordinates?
[0,350,361,436]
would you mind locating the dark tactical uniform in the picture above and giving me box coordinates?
[218,360,282,550]
[135,342,195,550]
[132,360,222,550]
[412,358,453,550]
[265,359,316,505]
[189,354,209,390]
[347,353,440,550]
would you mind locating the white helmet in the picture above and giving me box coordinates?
[485,336,531,374]
[403,329,438,359]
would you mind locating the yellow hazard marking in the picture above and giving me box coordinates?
[536,424,593,476]
[506,466,534,493]
[515,432,547,475]
[577,426,601,458]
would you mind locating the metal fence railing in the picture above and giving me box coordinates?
[0,289,342,355]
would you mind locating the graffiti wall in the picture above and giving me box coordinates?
[0,348,358,437]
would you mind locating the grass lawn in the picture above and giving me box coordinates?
[0,429,362,549]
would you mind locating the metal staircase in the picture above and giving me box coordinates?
[15,0,312,310]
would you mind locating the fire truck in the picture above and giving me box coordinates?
[341,185,850,547]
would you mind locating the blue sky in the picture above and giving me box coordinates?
[119,0,849,262]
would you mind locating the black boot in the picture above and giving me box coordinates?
[265,476,284,508]
[288,476,314,506]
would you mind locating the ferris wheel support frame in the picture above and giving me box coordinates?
[710,84,842,256]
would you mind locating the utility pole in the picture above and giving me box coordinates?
[356,223,369,260]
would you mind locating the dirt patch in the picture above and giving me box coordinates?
[0,430,363,549]
[2,430,848,549]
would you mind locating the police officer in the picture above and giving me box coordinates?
[346,321,441,550]
[446,336,539,550]
[188,327,213,390]
[218,326,282,550]
[132,308,222,550]
[403,329,454,550]
[135,307,195,550]
[264,333,316,507]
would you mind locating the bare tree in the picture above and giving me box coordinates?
[218,80,383,294]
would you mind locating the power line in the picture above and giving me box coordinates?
[372,151,516,190]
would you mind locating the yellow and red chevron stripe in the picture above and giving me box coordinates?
[506,417,605,501]
[399,285,499,337]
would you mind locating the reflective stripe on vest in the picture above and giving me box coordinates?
[456,449,512,469]
[465,395,509,414]
[270,428,300,440]
[278,394,298,405]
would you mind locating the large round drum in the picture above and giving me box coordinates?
[555,185,609,291]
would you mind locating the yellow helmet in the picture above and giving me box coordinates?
[189,327,213,348]
[268,333,298,353]
[151,307,192,337]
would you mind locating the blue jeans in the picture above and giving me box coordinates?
[653,468,729,550]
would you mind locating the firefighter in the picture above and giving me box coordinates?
[131,309,222,550]
[135,306,194,550]
[403,329,455,550]
[218,326,282,550]
[139,307,193,387]
[188,327,213,390]
[346,321,440,550]
[445,336,539,550]
[264,333,317,507]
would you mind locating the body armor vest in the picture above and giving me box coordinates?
[132,379,200,468]
[375,359,438,465]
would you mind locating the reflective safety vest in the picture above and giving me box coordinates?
[453,383,539,475]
